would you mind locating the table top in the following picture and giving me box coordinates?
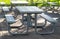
[15,6,44,14]
[11,1,29,5]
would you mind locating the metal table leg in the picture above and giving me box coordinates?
[21,13,29,34]
[35,13,37,33]
[35,14,56,35]
[27,14,32,27]
[27,14,32,33]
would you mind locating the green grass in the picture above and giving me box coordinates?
[0,0,11,5]
[4,0,11,5]
[0,0,60,6]
[29,0,60,7]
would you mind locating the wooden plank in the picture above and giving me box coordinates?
[15,6,44,13]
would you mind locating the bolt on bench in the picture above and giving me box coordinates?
[5,14,28,35]
[35,13,57,34]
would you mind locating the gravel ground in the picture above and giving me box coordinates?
[0,7,60,39]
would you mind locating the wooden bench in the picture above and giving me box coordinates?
[5,15,16,24]
[40,13,57,24]
[5,15,17,35]
[5,14,28,35]
[36,13,57,34]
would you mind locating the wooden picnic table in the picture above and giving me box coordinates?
[15,6,44,34]
[11,1,29,5]
[10,1,29,10]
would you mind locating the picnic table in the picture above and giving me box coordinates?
[11,1,29,5]
[10,1,29,10]
[15,6,58,35]
[15,6,44,34]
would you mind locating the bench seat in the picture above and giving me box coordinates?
[35,13,58,34]
[40,13,57,24]
[5,15,16,23]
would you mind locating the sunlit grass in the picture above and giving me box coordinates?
[0,0,60,6]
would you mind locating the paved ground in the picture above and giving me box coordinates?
[0,7,60,39]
